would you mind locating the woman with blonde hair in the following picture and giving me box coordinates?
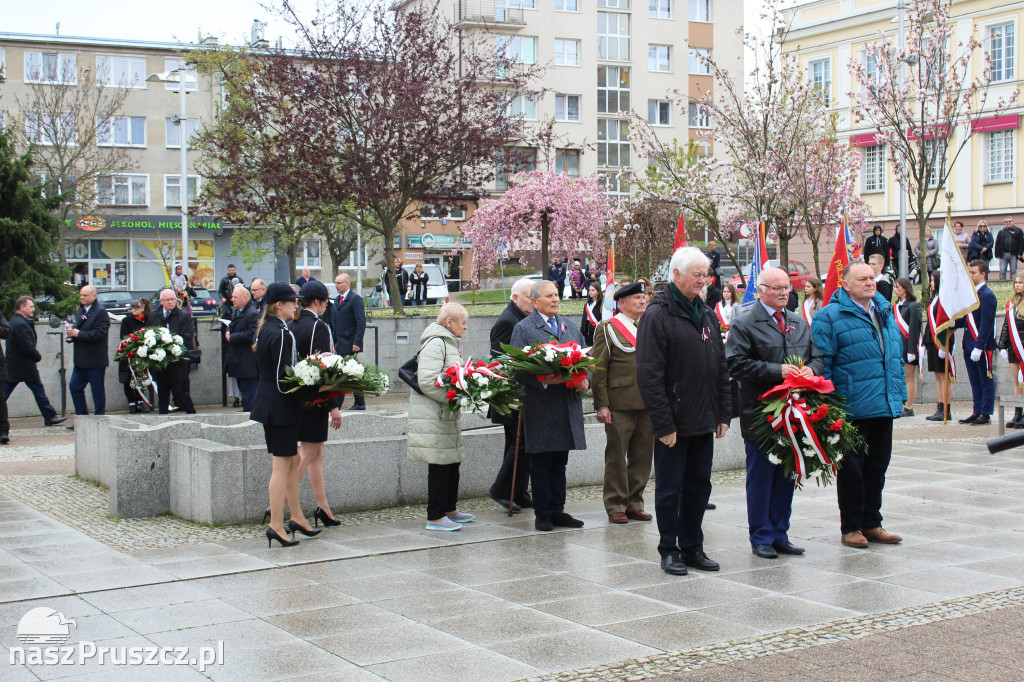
[407,302,474,530]
[998,274,1024,428]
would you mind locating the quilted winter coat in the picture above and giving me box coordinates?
[407,323,464,465]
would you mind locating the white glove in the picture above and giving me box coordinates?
[906,353,916,363]
[1001,349,1009,363]
[971,348,983,362]
[938,349,947,359]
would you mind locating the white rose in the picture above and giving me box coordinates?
[459,397,471,408]
[137,346,148,357]
[480,390,493,400]
[161,332,172,344]
[767,454,782,465]
[150,349,166,362]
[146,338,157,348]
[144,330,156,339]
[170,345,182,357]
[827,434,840,445]
[172,334,183,344]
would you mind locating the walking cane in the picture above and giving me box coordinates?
[507,410,524,517]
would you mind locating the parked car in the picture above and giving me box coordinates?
[95,289,134,316]
[187,287,219,317]
[731,259,811,291]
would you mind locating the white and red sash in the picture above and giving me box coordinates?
[893,302,910,339]
[927,299,957,380]
[966,310,993,377]
[608,313,638,347]
[1006,301,1024,382]
[585,302,600,327]
[715,302,730,342]
[801,299,815,327]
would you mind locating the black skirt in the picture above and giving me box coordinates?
[297,409,329,444]
[925,333,956,373]
[263,423,300,457]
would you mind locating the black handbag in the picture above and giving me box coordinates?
[187,348,202,365]
[399,355,422,394]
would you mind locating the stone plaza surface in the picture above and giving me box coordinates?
[2,417,1024,680]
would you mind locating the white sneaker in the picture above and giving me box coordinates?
[446,511,475,523]
[426,517,462,531]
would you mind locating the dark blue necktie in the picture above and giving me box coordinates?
[548,317,558,337]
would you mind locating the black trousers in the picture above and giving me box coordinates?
[157,381,195,414]
[427,462,460,520]
[0,388,7,435]
[490,415,530,503]
[530,450,569,519]
[653,434,713,557]
[839,418,894,534]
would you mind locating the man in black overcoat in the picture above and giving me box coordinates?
[67,285,109,417]
[3,297,65,433]
[225,285,260,411]
[149,288,197,414]
[331,273,367,410]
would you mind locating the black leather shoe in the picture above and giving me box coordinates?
[752,544,778,559]
[489,493,521,512]
[535,516,554,531]
[515,495,533,508]
[348,404,366,411]
[958,414,980,424]
[773,541,806,555]
[660,553,688,576]
[45,416,67,426]
[971,415,992,426]
[681,550,720,571]
[0,434,9,445]
[552,512,584,528]
[705,502,717,510]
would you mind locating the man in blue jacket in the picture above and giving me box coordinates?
[957,261,997,426]
[811,261,906,549]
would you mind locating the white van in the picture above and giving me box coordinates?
[402,263,451,305]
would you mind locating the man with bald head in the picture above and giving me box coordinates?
[727,267,823,558]
[226,285,259,411]
[250,279,268,314]
[812,261,906,548]
[67,284,110,420]
[331,272,367,410]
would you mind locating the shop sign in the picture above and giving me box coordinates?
[407,233,471,250]
[67,215,225,232]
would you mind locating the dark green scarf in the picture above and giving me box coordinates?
[668,282,704,327]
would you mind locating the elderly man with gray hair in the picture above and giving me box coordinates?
[637,247,731,576]
[488,279,535,511]
[225,284,260,411]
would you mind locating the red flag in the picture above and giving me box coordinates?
[673,215,687,251]
[823,219,850,305]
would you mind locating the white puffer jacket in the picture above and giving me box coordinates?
[407,323,464,464]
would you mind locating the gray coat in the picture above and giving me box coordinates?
[407,323,465,465]
[510,310,587,453]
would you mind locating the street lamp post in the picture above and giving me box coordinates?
[897,1,909,281]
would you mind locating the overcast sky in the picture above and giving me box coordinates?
[1,0,321,46]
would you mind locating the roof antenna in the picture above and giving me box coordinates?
[56,22,60,35]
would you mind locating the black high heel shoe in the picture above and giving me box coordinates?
[287,519,322,539]
[262,506,271,524]
[313,507,341,528]
[266,527,299,547]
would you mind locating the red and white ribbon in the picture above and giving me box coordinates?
[927,299,957,380]
[966,313,993,377]
[768,392,835,486]
[1006,301,1024,382]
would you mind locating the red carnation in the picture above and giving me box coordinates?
[829,419,843,432]
[127,352,134,358]
[809,404,829,423]
[570,351,583,363]
[560,356,574,367]
[446,366,457,378]
[446,389,457,401]
[131,335,139,342]
[766,414,774,422]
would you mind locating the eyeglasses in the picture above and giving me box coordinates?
[759,284,792,293]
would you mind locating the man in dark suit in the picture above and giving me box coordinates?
[547,258,567,299]
[149,288,197,414]
[225,285,260,411]
[863,225,889,268]
[250,279,267,314]
[67,285,109,418]
[958,261,998,426]
[487,279,534,511]
[331,273,367,410]
[3,297,65,434]
[510,280,590,531]
[703,270,722,307]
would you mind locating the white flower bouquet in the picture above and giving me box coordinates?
[114,326,187,387]
[282,352,390,404]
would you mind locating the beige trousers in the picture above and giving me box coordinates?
[603,409,654,515]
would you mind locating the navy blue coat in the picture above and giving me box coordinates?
[250,317,307,426]
[69,302,110,369]
[958,284,997,352]
[968,230,994,261]
[331,291,366,355]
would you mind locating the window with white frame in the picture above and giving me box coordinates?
[689,0,710,21]
[688,48,711,75]
[554,0,579,10]
[810,57,831,104]
[555,148,581,176]
[555,94,581,121]
[989,23,1015,82]
[495,147,538,190]
[923,39,947,90]
[507,94,538,120]
[648,45,671,72]
[650,0,671,18]
[164,175,200,207]
[554,39,580,66]
[24,52,77,84]
[597,118,630,167]
[296,239,322,269]
[337,246,368,268]
[648,100,671,125]
[0,50,6,79]
[598,12,630,61]
[97,116,146,147]
[419,204,467,220]
[495,35,537,64]
[97,174,148,206]
[986,129,1015,182]
[598,0,630,7]
[25,113,76,146]
[163,59,198,91]
[597,66,630,113]
[96,55,146,88]
[923,138,945,188]
[598,171,630,202]
[165,117,198,148]
[688,102,710,128]
[862,144,885,192]
[33,172,72,199]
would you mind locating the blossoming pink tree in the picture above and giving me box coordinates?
[461,170,611,283]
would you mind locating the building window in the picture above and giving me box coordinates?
[598,171,630,202]
[598,0,630,7]
[419,204,467,220]
[296,239,322,269]
[25,113,76,146]
[165,118,199,148]
[598,12,630,62]
[650,0,671,18]
[862,144,885,192]
[688,48,711,75]
[507,94,538,120]
[24,52,77,85]
[554,39,580,66]
[648,100,671,126]
[689,0,710,21]
[688,102,710,128]
[555,0,579,10]
[597,66,630,113]
[97,116,146,147]
[97,174,148,206]
[810,57,831,104]
[164,175,200,207]
[987,129,1015,183]
[337,246,368,268]
[555,94,581,122]
[33,172,73,199]
[989,23,1015,82]
[923,138,945,188]
[555,148,581,176]
[597,118,630,167]
[163,59,198,91]
[648,45,671,72]
[96,55,147,88]
[495,147,538,190]
[495,35,537,64]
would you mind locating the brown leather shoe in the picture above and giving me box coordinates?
[626,510,653,521]
[608,512,629,524]
[841,531,869,548]
[863,527,902,544]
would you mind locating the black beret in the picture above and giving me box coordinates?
[265,282,300,304]
[299,280,330,299]
[613,281,645,301]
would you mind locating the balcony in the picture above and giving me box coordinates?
[454,0,526,28]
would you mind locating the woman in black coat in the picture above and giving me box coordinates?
[998,273,1024,428]
[119,299,152,413]
[893,277,921,417]
[923,272,955,422]
[251,283,323,547]
[580,283,604,346]
[289,282,344,527]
